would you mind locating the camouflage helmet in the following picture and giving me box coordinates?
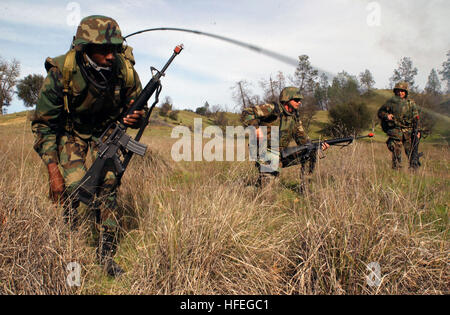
[73,15,123,48]
[279,87,303,103]
[393,81,409,93]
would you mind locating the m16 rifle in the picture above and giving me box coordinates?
[280,133,375,170]
[71,44,183,206]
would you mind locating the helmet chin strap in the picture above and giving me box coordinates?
[77,52,111,91]
[84,53,112,90]
[85,53,112,72]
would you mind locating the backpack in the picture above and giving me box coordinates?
[44,46,137,114]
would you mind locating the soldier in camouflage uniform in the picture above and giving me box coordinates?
[241,87,328,186]
[378,82,421,169]
[32,15,145,276]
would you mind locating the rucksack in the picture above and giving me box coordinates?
[44,46,137,114]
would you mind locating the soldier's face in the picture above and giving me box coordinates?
[87,44,118,67]
[395,89,407,99]
[288,99,301,110]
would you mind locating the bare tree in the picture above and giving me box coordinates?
[299,94,320,133]
[259,71,287,103]
[314,73,330,110]
[0,57,20,115]
[231,80,254,110]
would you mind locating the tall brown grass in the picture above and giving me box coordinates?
[0,119,448,294]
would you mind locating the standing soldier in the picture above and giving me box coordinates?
[241,87,328,187]
[378,82,421,169]
[31,15,146,276]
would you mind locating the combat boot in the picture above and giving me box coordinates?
[98,228,124,277]
[257,172,279,188]
[392,154,402,170]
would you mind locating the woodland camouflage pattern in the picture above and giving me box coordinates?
[32,50,142,165]
[279,87,303,103]
[393,81,410,93]
[31,16,142,228]
[378,89,419,169]
[241,96,310,179]
[73,15,124,47]
[241,102,310,149]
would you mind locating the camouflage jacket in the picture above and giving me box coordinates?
[31,50,142,166]
[241,102,310,150]
[378,96,419,131]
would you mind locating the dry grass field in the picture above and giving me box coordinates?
[0,114,448,295]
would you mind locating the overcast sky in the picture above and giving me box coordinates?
[1,0,449,113]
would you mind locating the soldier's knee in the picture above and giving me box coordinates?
[386,139,396,152]
[63,167,86,193]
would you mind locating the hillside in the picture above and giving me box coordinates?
[0,92,448,295]
[3,89,449,144]
[307,89,450,143]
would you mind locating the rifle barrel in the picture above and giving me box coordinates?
[122,44,184,120]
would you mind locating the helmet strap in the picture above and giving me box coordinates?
[85,53,112,72]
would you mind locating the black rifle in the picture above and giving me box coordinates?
[280,133,375,169]
[71,44,183,206]
[409,115,422,169]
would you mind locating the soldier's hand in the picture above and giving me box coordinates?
[417,132,421,139]
[123,100,145,127]
[321,142,330,151]
[255,127,264,140]
[387,114,394,120]
[123,110,145,127]
[47,162,65,203]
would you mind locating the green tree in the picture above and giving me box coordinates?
[389,57,418,91]
[0,57,20,115]
[328,71,360,107]
[168,110,179,121]
[359,69,375,92]
[439,50,450,94]
[17,74,44,108]
[293,55,318,95]
[195,101,211,116]
[424,68,442,95]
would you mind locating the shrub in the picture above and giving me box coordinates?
[321,101,372,137]
[168,110,179,121]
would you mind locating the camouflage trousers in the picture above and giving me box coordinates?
[386,128,413,169]
[58,133,119,230]
[255,148,280,187]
